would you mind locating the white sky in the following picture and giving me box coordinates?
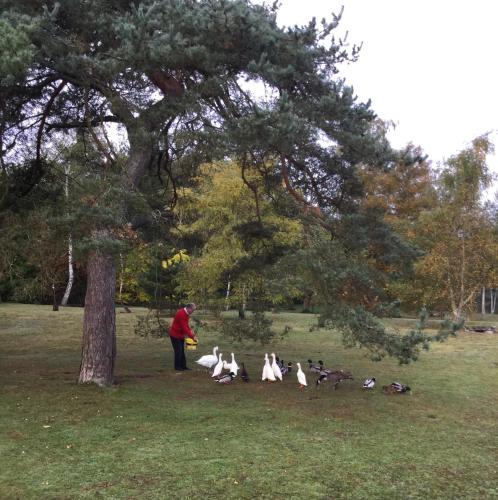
[271,0,498,196]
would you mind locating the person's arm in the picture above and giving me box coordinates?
[180,310,197,340]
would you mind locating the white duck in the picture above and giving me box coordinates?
[296,362,307,388]
[195,346,219,369]
[271,353,282,381]
[211,352,224,378]
[226,352,239,376]
[262,353,276,382]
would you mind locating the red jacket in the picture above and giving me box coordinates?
[169,308,195,340]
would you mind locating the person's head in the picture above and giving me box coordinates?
[185,303,196,315]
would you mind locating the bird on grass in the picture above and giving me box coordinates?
[317,360,332,375]
[226,352,239,376]
[383,382,411,394]
[363,377,376,390]
[280,360,290,376]
[262,353,276,382]
[195,346,219,370]
[316,370,354,390]
[307,359,322,373]
[211,352,224,378]
[316,373,327,388]
[296,362,307,389]
[215,372,236,384]
[276,356,286,371]
[271,353,283,381]
[240,363,249,382]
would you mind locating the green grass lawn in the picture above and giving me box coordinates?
[1,304,498,499]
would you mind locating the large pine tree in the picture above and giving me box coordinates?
[1,0,394,385]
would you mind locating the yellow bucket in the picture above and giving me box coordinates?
[185,338,198,350]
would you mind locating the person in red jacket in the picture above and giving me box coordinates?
[169,303,197,371]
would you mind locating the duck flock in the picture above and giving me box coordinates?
[195,346,411,394]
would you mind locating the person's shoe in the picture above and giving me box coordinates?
[183,367,192,371]
[175,368,185,371]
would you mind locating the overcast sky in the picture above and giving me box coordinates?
[271,0,498,194]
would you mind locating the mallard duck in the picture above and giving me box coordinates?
[307,359,322,373]
[226,352,239,376]
[215,372,235,384]
[318,360,332,375]
[262,353,276,382]
[296,362,307,388]
[276,356,285,370]
[363,377,376,389]
[383,382,411,394]
[195,346,219,369]
[316,370,354,390]
[271,353,283,381]
[280,360,289,376]
[211,353,224,378]
[241,363,249,382]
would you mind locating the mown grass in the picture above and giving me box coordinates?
[1,303,498,499]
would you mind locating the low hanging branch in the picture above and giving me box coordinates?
[36,80,67,161]
[84,97,115,165]
[279,153,329,225]
[240,155,262,223]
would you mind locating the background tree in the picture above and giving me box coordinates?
[175,160,303,315]
[397,136,498,319]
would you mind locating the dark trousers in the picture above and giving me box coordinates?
[170,336,187,370]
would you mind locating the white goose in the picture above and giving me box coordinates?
[226,352,239,376]
[195,346,219,369]
[296,362,307,388]
[262,353,276,382]
[271,353,282,381]
[211,352,224,378]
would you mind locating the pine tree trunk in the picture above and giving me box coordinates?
[79,247,116,386]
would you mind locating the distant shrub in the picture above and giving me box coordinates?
[220,311,290,345]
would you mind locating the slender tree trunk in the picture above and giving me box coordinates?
[491,289,497,314]
[79,246,116,386]
[238,283,246,319]
[61,235,74,306]
[303,292,313,313]
[61,165,74,306]
[225,276,231,311]
[481,286,486,316]
[52,280,59,311]
[118,252,124,304]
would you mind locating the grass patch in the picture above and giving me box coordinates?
[1,303,498,499]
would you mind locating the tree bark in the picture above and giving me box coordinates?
[79,246,116,386]
[77,121,151,386]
